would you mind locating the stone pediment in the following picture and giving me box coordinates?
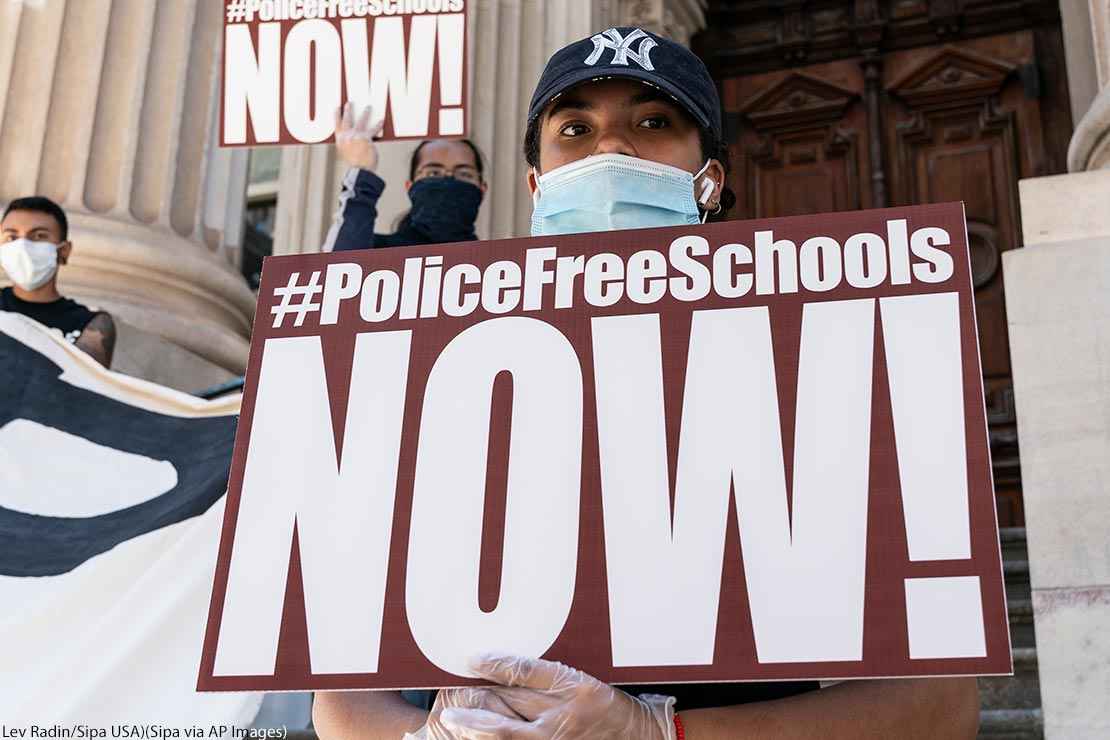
[888,46,1016,109]
[739,72,859,131]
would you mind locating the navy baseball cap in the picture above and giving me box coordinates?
[527,27,723,142]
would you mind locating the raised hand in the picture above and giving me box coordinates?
[335,101,384,171]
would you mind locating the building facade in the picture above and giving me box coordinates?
[1,0,1107,736]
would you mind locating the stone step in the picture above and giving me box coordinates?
[999,528,1032,603]
[1008,598,1036,649]
[979,647,1040,710]
[978,708,1043,739]
[1004,558,1032,602]
[999,528,1028,562]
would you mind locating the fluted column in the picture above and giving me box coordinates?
[0,0,255,377]
[272,145,344,256]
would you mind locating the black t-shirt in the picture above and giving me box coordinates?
[404,679,819,713]
[619,680,819,710]
[1,287,97,343]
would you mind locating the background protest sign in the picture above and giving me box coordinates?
[221,0,468,146]
[199,202,1012,691]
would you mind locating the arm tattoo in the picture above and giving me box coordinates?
[75,312,117,368]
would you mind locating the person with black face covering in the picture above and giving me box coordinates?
[323,102,486,252]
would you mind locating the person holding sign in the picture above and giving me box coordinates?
[322,102,487,252]
[312,27,979,740]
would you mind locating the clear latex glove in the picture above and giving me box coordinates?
[437,653,677,740]
[403,687,526,740]
[334,101,384,171]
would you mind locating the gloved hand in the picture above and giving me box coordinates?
[436,653,677,739]
[403,686,525,740]
[334,101,384,171]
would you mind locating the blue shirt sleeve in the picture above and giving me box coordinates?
[323,168,386,252]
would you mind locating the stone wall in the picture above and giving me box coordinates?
[1009,4,1110,736]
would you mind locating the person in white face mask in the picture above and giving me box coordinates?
[1,197,115,367]
[313,27,979,740]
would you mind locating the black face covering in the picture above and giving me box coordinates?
[406,177,483,243]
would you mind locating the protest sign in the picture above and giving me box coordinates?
[199,202,1012,691]
[221,0,468,146]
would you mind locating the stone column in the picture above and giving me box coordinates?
[1060,0,1100,125]
[1068,0,1110,171]
[275,0,708,252]
[272,145,344,256]
[615,0,707,46]
[0,0,256,386]
[1008,3,1110,738]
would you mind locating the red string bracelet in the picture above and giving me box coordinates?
[674,712,686,740]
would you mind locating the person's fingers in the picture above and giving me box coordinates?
[442,687,526,720]
[368,112,386,139]
[355,102,373,133]
[486,686,562,720]
[342,99,353,129]
[440,707,539,739]
[480,692,526,721]
[334,104,344,131]
[468,653,568,691]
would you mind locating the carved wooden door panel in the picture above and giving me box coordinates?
[882,32,1043,526]
[723,60,876,219]
[720,29,1069,526]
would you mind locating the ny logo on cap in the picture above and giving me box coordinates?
[584,28,657,71]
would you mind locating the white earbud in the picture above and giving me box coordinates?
[698,176,714,206]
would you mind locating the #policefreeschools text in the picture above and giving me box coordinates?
[291,219,954,329]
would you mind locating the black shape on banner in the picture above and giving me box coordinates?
[0,331,235,577]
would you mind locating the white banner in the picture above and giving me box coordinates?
[0,313,261,728]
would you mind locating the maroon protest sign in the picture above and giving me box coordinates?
[221,0,468,146]
[199,202,1011,691]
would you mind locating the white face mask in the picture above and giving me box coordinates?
[1,238,59,291]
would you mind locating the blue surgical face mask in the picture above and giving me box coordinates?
[530,153,714,237]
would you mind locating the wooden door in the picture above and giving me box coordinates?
[720,29,1073,526]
